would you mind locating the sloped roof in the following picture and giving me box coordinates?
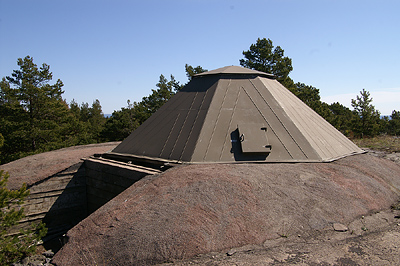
[195,65,275,78]
[111,66,364,163]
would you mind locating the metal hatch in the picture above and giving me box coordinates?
[237,124,272,154]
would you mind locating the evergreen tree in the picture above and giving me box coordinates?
[289,83,322,111]
[0,91,30,162]
[185,64,207,82]
[135,74,182,124]
[60,100,90,146]
[325,102,355,136]
[88,99,106,142]
[79,102,91,122]
[0,56,97,163]
[240,38,294,88]
[3,56,67,151]
[69,99,80,117]
[0,133,3,152]
[388,110,400,136]
[66,100,106,144]
[102,73,186,141]
[351,89,381,137]
[101,100,140,141]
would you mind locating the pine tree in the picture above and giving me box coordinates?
[135,74,182,124]
[184,64,207,82]
[0,56,73,162]
[0,56,85,162]
[388,110,400,136]
[240,38,294,88]
[351,89,381,137]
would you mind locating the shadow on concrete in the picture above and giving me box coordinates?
[41,163,88,252]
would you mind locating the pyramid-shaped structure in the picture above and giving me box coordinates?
[111,66,364,163]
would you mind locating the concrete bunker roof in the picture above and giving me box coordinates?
[194,65,275,79]
[110,66,364,164]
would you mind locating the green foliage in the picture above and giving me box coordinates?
[0,171,28,230]
[0,170,47,264]
[102,100,140,141]
[4,56,66,151]
[102,65,205,141]
[388,110,400,136]
[1,58,207,161]
[286,83,356,135]
[3,51,398,166]
[87,99,107,142]
[325,102,355,135]
[240,38,293,87]
[351,89,381,137]
[101,74,182,141]
[65,99,107,145]
[0,133,4,161]
[0,56,73,163]
[184,64,207,82]
[134,74,183,125]
[239,38,391,138]
[289,82,322,110]
[0,56,108,164]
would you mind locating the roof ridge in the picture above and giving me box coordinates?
[195,65,275,78]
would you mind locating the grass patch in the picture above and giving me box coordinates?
[352,135,400,153]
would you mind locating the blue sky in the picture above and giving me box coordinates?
[1,0,399,115]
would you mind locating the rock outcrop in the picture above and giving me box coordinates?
[52,153,400,265]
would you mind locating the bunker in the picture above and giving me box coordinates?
[83,65,366,224]
[6,66,390,265]
[104,65,364,164]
